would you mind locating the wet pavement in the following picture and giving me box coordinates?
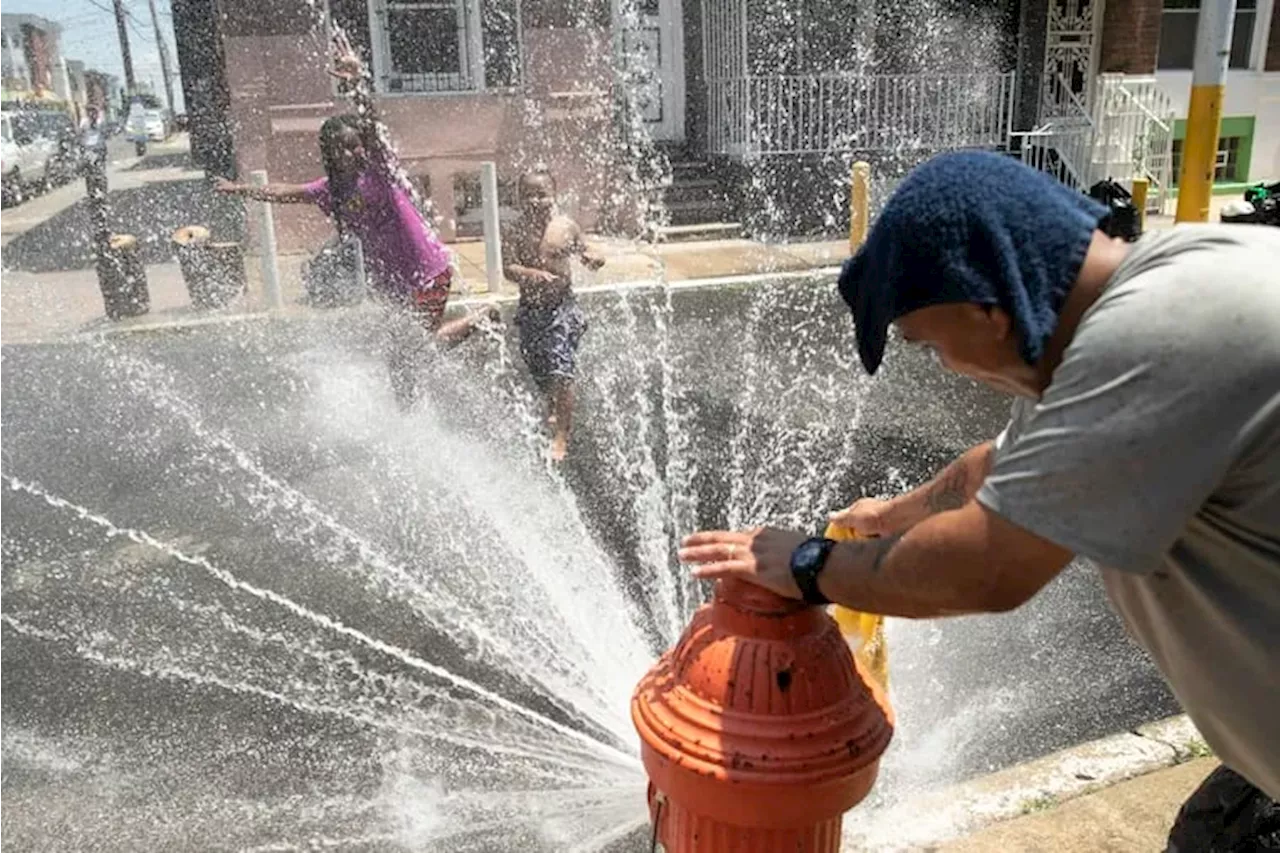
[0,277,1180,851]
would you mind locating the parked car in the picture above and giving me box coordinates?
[1,109,72,206]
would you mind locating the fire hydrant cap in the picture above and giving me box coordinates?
[632,579,893,830]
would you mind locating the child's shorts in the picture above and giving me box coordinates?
[406,267,452,324]
[516,296,587,388]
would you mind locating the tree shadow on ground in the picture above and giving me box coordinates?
[126,151,196,172]
[1,178,245,273]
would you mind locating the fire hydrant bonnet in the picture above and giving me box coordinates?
[632,578,893,849]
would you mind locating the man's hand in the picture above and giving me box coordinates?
[678,527,808,599]
[828,497,899,537]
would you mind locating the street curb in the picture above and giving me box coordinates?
[841,714,1207,851]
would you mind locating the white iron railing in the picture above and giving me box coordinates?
[1016,73,1176,211]
[1011,118,1096,191]
[1092,74,1176,210]
[1011,74,1098,191]
[706,72,1016,156]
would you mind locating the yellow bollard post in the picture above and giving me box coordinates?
[1131,177,1149,232]
[1175,0,1236,223]
[850,161,871,251]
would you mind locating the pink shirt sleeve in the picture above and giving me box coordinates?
[302,176,332,215]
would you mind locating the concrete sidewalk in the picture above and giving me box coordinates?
[939,758,1216,852]
[841,714,1219,852]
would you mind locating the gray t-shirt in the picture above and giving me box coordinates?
[977,224,1280,799]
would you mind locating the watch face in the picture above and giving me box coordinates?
[793,538,825,571]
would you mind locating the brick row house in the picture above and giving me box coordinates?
[170,0,1276,255]
[1,14,70,105]
[174,0,1036,251]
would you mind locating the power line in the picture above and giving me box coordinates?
[79,0,152,40]
[79,0,123,19]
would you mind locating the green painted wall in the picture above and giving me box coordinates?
[1172,115,1257,184]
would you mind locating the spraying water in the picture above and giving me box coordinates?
[2,1,1181,849]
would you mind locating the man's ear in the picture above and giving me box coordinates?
[982,305,1014,342]
[962,304,1013,341]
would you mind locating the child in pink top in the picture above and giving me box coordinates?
[217,34,492,407]
[301,116,453,313]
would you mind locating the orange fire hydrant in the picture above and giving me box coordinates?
[632,578,894,852]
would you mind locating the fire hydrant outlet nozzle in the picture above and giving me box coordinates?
[632,578,894,850]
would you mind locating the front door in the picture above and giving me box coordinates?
[622,0,685,142]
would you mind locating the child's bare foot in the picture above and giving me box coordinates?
[549,435,568,463]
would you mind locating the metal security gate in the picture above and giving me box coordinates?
[1042,0,1103,120]
[701,0,747,154]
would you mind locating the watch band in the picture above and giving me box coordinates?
[791,537,836,605]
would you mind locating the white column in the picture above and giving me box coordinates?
[1251,0,1274,69]
[480,161,504,294]
[249,170,284,309]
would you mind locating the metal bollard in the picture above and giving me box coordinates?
[1174,0,1235,223]
[1131,177,1149,233]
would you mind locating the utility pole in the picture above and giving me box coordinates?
[1175,0,1236,222]
[146,0,177,114]
[113,0,138,95]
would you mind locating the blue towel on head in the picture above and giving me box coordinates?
[838,150,1107,374]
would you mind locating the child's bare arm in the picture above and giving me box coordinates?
[329,30,385,156]
[570,220,606,270]
[502,225,557,286]
[214,177,311,203]
[504,261,558,286]
[504,260,556,285]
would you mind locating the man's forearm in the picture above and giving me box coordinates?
[883,441,994,530]
[816,532,991,618]
[816,499,1069,619]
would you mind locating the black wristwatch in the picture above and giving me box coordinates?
[790,537,836,605]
